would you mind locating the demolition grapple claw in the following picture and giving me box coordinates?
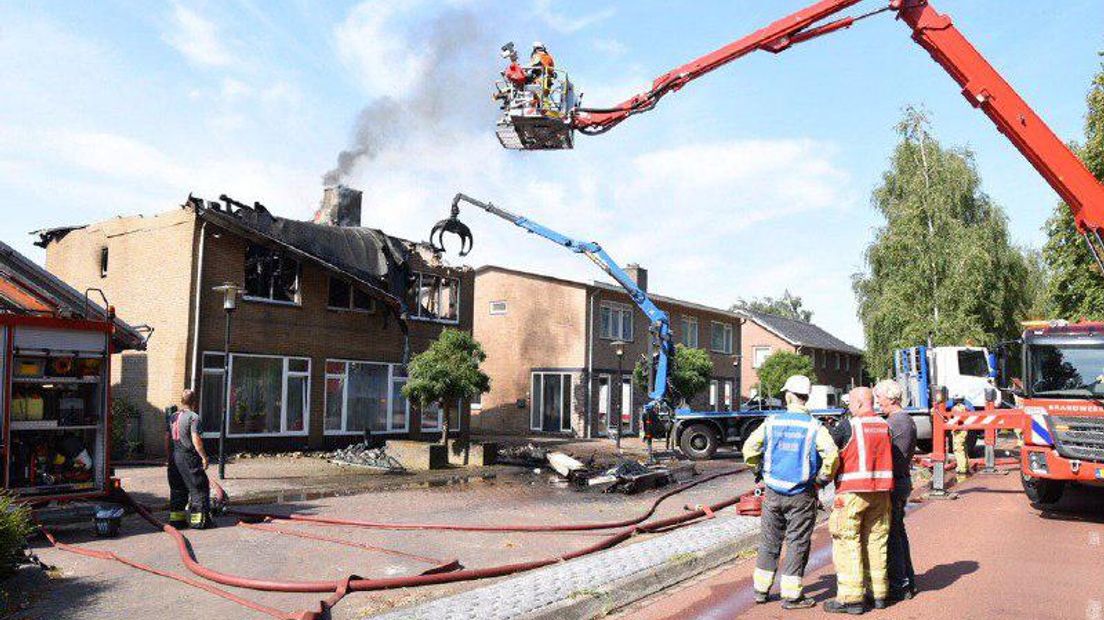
[429,198,474,256]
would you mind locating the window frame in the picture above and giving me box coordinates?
[323,358,411,436]
[489,300,508,315]
[327,277,378,314]
[680,315,699,348]
[530,371,573,432]
[99,247,109,278]
[200,352,311,438]
[752,345,772,369]
[242,243,302,306]
[710,321,733,354]
[409,271,461,324]
[598,301,634,341]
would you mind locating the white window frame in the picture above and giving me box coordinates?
[323,359,410,435]
[530,371,573,432]
[680,315,699,348]
[489,300,508,315]
[723,379,733,411]
[419,398,461,432]
[410,271,461,324]
[752,345,772,369]
[710,321,733,354]
[709,380,719,410]
[599,302,634,341]
[598,374,611,422]
[201,352,311,438]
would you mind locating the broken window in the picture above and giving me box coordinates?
[408,272,460,322]
[328,277,376,312]
[99,247,109,278]
[244,243,300,303]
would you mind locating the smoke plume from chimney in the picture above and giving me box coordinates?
[322,8,491,186]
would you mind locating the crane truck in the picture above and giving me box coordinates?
[491,0,1104,505]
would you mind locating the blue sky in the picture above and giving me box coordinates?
[2,1,1102,347]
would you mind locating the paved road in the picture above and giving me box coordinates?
[617,473,1104,620]
[19,462,750,620]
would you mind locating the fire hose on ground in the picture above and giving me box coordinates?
[36,467,753,619]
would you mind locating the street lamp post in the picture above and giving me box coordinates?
[212,283,242,480]
[611,340,627,453]
[732,354,742,411]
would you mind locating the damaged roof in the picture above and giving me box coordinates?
[187,195,412,311]
[0,240,149,351]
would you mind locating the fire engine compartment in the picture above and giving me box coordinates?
[3,319,111,501]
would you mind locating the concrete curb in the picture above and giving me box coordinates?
[519,527,760,620]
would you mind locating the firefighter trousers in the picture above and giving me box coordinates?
[754,487,817,601]
[829,491,891,604]
[952,431,970,475]
[168,449,210,528]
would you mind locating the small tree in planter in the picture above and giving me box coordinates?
[403,329,490,455]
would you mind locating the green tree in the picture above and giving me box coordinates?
[633,344,713,407]
[733,289,813,322]
[853,107,1031,376]
[1021,247,1052,320]
[402,329,490,452]
[756,350,815,397]
[1043,58,1104,320]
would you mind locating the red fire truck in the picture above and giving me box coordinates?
[1,241,148,504]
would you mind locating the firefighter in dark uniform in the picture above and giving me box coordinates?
[166,389,213,529]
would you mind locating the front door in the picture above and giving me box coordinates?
[620,377,634,434]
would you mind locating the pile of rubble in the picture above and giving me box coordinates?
[539,450,693,494]
[327,442,405,472]
[496,443,549,467]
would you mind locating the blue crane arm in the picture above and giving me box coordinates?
[450,193,673,410]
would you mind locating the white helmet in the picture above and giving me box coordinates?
[782,375,811,397]
[532,41,546,51]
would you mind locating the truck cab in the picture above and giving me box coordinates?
[895,345,996,451]
[1017,321,1104,504]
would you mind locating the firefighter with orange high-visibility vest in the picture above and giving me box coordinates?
[823,386,895,614]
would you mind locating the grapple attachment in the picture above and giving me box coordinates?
[430,202,474,256]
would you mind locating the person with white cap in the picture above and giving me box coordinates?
[742,373,839,609]
[746,370,839,604]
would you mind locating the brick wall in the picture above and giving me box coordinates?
[472,268,587,435]
[46,209,199,453]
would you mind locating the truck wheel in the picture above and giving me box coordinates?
[679,424,719,461]
[1021,473,1064,505]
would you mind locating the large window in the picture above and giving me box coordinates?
[325,360,409,434]
[409,272,459,323]
[711,322,733,354]
[200,353,309,436]
[680,316,699,348]
[244,243,300,304]
[599,302,634,341]
[531,372,573,432]
[328,278,377,313]
[752,346,772,369]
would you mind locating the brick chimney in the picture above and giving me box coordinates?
[625,263,648,292]
[314,185,362,227]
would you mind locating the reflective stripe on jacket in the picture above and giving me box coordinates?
[762,411,823,495]
[836,415,894,493]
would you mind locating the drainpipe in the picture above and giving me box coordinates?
[585,289,597,438]
[189,220,208,390]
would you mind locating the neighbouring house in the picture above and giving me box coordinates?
[473,264,744,438]
[38,186,473,456]
[736,309,864,396]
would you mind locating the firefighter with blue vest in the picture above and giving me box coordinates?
[742,374,839,609]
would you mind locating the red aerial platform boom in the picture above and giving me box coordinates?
[499,0,1104,262]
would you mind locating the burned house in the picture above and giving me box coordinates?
[39,187,472,455]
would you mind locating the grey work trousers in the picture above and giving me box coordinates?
[756,486,818,579]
